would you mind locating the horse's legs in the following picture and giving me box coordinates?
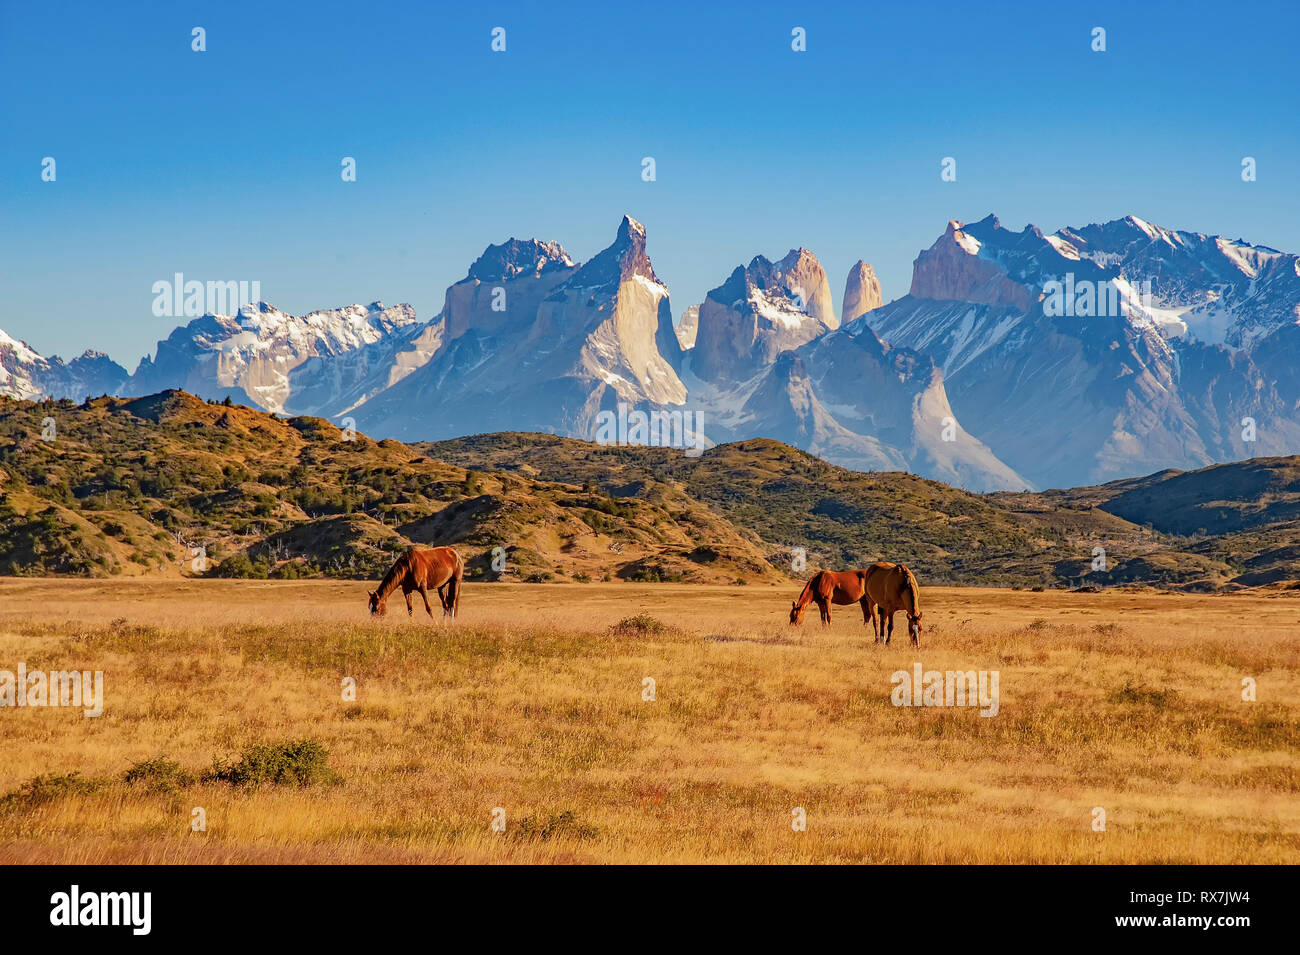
[446,576,460,618]
[885,612,894,645]
[860,597,874,634]
[404,590,414,617]
[417,585,434,619]
[816,596,830,625]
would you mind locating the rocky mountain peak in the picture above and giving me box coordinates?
[676,305,699,349]
[842,261,883,324]
[910,215,1033,310]
[566,214,661,291]
[467,238,576,283]
[690,246,837,383]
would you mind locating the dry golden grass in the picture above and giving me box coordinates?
[0,578,1297,864]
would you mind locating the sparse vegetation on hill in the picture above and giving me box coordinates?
[428,434,1300,591]
[0,391,777,584]
[2,391,1297,590]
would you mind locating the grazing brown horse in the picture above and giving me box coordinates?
[369,546,464,619]
[864,561,922,645]
[789,569,878,630]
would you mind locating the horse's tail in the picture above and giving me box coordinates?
[446,548,464,617]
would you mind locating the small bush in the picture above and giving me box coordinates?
[208,552,270,579]
[1,772,105,810]
[206,739,341,789]
[123,756,194,792]
[609,614,673,638]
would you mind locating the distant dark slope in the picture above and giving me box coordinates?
[1037,456,1300,588]
[1091,457,1300,536]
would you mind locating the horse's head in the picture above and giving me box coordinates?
[368,590,386,617]
[789,600,805,625]
[908,611,923,645]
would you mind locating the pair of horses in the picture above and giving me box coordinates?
[368,546,464,618]
[789,562,923,645]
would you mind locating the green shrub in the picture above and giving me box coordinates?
[609,614,674,638]
[206,739,341,788]
[1,772,104,810]
[123,756,194,792]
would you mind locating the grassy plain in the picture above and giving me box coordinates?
[0,578,1296,863]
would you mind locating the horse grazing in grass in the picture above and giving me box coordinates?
[369,546,464,619]
[864,561,922,645]
[789,569,878,630]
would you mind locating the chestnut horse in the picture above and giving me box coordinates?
[864,561,922,645]
[789,569,878,630]
[368,546,464,619]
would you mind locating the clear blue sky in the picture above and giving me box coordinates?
[3,0,1298,366]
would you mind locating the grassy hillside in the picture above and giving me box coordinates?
[1001,456,1300,589]
[428,434,1300,591]
[2,391,1296,590]
[425,434,1062,584]
[0,392,779,585]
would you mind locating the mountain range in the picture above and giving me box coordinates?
[4,213,1299,491]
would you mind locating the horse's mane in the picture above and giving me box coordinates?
[898,565,920,612]
[795,577,814,605]
[794,571,823,607]
[375,551,410,600]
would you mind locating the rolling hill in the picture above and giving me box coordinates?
[1,390,1297,591]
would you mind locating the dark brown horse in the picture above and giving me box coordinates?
[369,546,464,619]
[864,561,922,645]
[789,569,878,630]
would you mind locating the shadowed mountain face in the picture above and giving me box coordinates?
[5,213,1299,492]
[335,220,1022,491]
[678,245,1028,491]
[866,215,1300,489]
